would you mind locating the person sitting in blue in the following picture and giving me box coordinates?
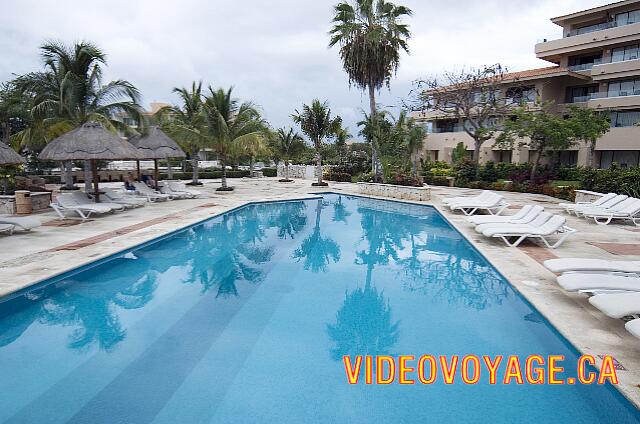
[124,172,136,191]
[140,172,156,188]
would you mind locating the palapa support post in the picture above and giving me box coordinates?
[91,159,101,202]
[154,159,159,190]
[136,160,141,181]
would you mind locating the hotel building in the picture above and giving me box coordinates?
[418,0,640,168]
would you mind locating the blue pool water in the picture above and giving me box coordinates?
[0,194,638,423]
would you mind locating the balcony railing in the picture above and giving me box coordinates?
[605,90,640,98]
[568,63,596,72]
[567,94,598,103]
[567,21,617,37]
[431,127,465,134]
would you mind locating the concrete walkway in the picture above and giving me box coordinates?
[1,177,639,407]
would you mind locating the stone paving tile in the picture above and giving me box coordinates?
[589,242,640,256]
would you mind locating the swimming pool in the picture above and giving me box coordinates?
[0,193,638,423]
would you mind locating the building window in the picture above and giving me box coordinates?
[611,44,640,62]
[615,9,640,26]
[608,79,640,97]
[599,150,640,168]
[567,86,598,103]
[506,86,537,104]
[610,110,640,127]
[497,150,512,164]
[558,151,578,166]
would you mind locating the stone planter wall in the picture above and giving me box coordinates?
[573,189,604,204]
[0,192,52,214]
[357,182,431,201]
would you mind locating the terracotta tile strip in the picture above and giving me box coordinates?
[589,242,640,256]
[47,204,217,252]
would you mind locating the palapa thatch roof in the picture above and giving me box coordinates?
[39,121,142,161]
[0,142,25,165]
[129,126,186,159]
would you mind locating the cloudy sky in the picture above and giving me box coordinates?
[1,0,608,138]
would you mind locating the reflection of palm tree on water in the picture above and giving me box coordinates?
[327,206,401,360]
[293,199,340,273]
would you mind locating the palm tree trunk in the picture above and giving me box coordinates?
[588,140,597,168]
[221,159,228,189]
[62,161,74,189]
[315,147,323,185]
[530,148,544,181]
[368,84,383,182]
[191,149,199,184]
[249,156,255,177]
[285,159,290,180]
[84,160,92,192]
[412,152,418,177]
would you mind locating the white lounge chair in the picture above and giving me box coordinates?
[159,183,191,199]
[168,181,201,198]
[51,193,113,221]
[589,292,640,318]
[626,319,640,339]
[133,182,171,202]
[573,194,628,216]
[71,191,126,212]
[442,190,492,206]
[448,192,510,216]
[582,197,640,226]
[557,273,640,293]
[543,258,640,275]
[559,193,616,213]
[102,188,146,207]
[467,205,544,225]
[479,214,576,248]
[0,216,41,231]
[0,223,14,235]
[475,211,552,234]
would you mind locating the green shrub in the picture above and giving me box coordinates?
[261,168,277,177]
[325,171,352,182]
[429,167,451,177]
[386,173,422,187]
[424,175,450,186]
[453,159,478,184]
[478,161,498,183]
[356,172,374,183]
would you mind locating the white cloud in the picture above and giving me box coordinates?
[0,0,610,137]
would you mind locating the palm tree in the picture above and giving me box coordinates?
[334,126,351,165]
[329,0,412,182]
[14,40,144,190]
[392,110,426,177]
[202,87,266,191]
[291,99,342,186]
[293,199,341,272]
[158,81,206,185]
[238,133,270,178]
[271,127,305,182]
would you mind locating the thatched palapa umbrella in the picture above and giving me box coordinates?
[0,142,25,165]
[0,142,25,194]
[129,126,186,188]
[39,121,142,202]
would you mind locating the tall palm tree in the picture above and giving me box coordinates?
[14,40,144,190]
[271,127,305,182]
[238,133,270,177]
[158,81,206,185]
[329,0,413,182]
[202,86,267,191]
[291,99,342,186]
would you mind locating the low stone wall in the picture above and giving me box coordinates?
[0,192,52,214]
[276,164,332,180]
[574,189,604,203]
[357,182,431,201]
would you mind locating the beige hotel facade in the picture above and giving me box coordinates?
[418,0,640,168]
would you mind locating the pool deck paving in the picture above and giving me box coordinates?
[1,177,639,407]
